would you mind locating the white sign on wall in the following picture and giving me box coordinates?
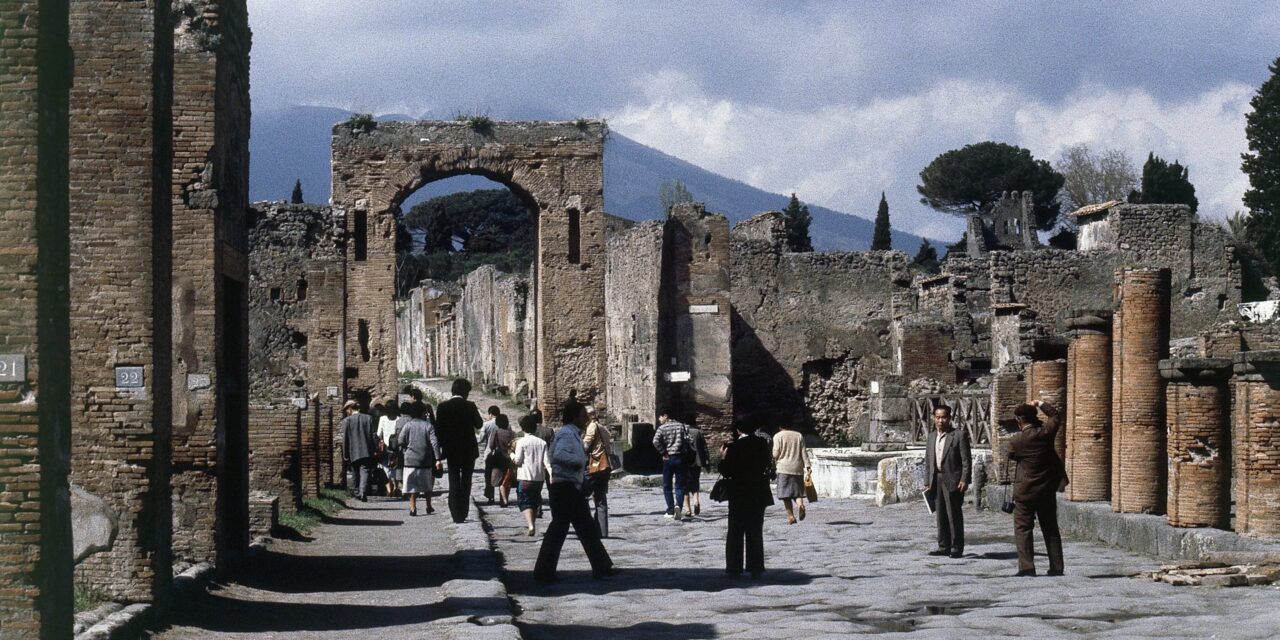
[665,371,692,383]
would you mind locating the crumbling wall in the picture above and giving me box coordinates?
[605,221,664,424]
[425,266,534,397]
[396,288,426,376]
[731,215,911,433]
[247,202,344,508]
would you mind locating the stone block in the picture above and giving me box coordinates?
[71,485,117,564]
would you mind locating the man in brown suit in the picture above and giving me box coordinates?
[1008,400,1068,576]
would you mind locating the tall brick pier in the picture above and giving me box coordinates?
[1111,268,1170,515]
[1231,350,1280,537]
[1065,310,1112,502]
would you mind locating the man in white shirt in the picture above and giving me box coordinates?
[923,406,972,559]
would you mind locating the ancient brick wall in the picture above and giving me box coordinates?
[892,316,955,384]
[604,220,664,425]
[1231,351,1280,538]
[332,121,606,417]
[169,0,251,569]
[1161,358,1230,529]
[247,203,344,507]
[68,0,174,603]
[731,221,910,432]
[989,365,1026,483]
[1065,311,1112,502]
[662,204,734,443]
[0,1,73,635]
[1111,268,1170,515]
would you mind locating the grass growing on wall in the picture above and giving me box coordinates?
[74,584,107,613]
[276,488,349,536]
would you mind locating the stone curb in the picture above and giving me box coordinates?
[985,485,1280,561]
[76,562,214,640]
[441,498,522,640]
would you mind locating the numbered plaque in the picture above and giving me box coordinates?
[115,366,144,388]
[0,354,24,382]
[326,386,339,398]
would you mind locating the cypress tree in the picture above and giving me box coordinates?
[291,179,304,204]
[1134,153,1198,212]
[782,193,814,252]
[871,192,892,250]
[1242,56,1280,277]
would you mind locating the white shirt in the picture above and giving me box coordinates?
[512,433,548,482]
[934,430,949,471]
[377,416,397,444]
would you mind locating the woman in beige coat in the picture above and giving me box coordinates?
[772,424,811,524]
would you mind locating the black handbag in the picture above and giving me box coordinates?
[710,477,731,502]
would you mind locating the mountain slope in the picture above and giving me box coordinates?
[250,106,925,252]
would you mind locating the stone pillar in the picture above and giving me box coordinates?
[866,383,912,452]
[1026,358,1068,461]
[1160,358,1231,529]
[1232,350,1280,537]
[0,1,73,635]
[69,0,174,602]
[169,0,251,569]
[1064,310,1112,502]
[989,365,1026,483]
[1111,268,1170,515]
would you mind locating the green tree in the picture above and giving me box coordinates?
[871,192,892,250]
[1242,56,1280,277]
[658,179,693,214]
[291,179,303,204]
[782,193,813,252]
[917,141,1065,230]
[1055,144,1138,211]
[1131,153,1198,212]
[912,239,939,274]
[1222,211,1273,301]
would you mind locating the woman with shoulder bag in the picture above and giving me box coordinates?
[582,405,612,538]
[720,421,773,578]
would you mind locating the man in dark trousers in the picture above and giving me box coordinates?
[436,378,482,523]
[924,405,972,558]
[340,400,378,502]
[719,421,774,579]
[533,398,615,582]
[1008,400,1068,576]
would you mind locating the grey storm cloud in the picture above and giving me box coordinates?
[247,0,1280,239]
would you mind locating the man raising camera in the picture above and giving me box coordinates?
[1007,400,1068,577]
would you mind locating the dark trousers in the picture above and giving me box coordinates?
[662,455,687,515]
[586,470,610,538]
[482,457,496,501]
[933,473,965,552]
[534,482,613,579]
[447,460,474,523]
[726,503,765,576]
[349,458,373,499]
[1014,495,1064,574]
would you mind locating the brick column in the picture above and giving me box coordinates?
[68,0,174,602]
[1232,350,1280,537]
[1065,310,1112,502]
[989,365,1026,483]
[1160,358,1230,529]
[1026,358,1068,461]
[0,1,73,635]
[1111,268,1170,514]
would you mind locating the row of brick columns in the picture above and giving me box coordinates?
[1059,269,1280,537]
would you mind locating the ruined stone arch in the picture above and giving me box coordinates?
[331,120,608,414]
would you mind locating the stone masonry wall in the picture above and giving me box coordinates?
[731,217,911,433]
[332,120,607,417]
[0,1,73,635]
[605,220,664,425]
[68,0,174,603]
[663,204,734,443]
[248,203,344,508]
[169,0,251,569]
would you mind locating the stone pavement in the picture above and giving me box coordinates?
[151,487,516,640]
[482,479,1280,639]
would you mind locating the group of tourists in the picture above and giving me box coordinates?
[340,378,1066,582]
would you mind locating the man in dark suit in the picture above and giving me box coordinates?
[719,422,774,578]
[1008,400,1068,576]
[340,400,378,501]
[924,405,972,558]
[435,378,482,523]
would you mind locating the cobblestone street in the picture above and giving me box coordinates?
[485,479,1280,639]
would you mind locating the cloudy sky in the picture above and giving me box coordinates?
[248,0,1280,240]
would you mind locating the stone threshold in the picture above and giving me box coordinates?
[75,563,213,640]
[984,485,1280,561]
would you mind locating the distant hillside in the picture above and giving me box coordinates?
[250,105,925,252]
